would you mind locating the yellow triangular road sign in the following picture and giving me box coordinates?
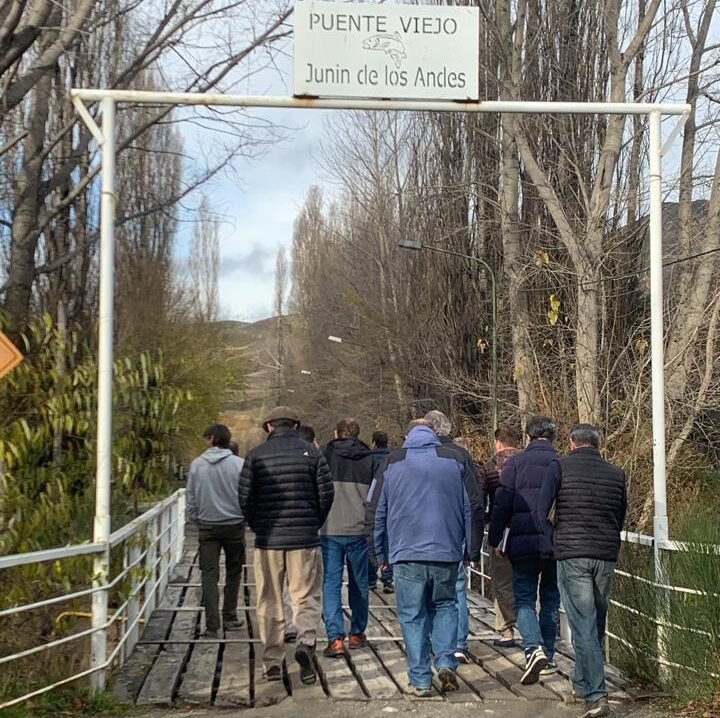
[0,331,23,380]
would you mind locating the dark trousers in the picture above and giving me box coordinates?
[369,536,393,586]
[198,523,245,632]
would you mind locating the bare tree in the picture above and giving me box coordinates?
[1,0,292,334]
[188,196,220,324]
[273,246,288,402]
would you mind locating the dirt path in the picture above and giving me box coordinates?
[120,697,674,718]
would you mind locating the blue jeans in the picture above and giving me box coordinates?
[456,561,469,650]
[321,535,369,639]
[511,557,560,660]
[558,558,615,703]
[394,561,459,688]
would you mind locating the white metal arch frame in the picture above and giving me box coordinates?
[71,88,690,692]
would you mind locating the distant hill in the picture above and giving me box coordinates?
[213,316,287,455]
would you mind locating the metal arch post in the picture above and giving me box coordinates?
[648,109,669,674]
[90,97,117,694]
[64,88,689,687]
[648,110,669,553]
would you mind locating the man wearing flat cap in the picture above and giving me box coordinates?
[239,406,334,686]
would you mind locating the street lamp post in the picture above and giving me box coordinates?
[398,239,498,432]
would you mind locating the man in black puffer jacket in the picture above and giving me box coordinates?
[488,416,560,686]
[540,424,626,718]
[239,406,334,686]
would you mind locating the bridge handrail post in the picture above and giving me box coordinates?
[158,509,170,599]
[144,518,158,623]
[175,489,186,564]
[126,540,141,654]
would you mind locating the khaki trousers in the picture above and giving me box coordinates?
[489,548,517,633]
[254,547,323,670]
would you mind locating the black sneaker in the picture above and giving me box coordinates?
[580,696,610,718]
[265,665,281,682]
[201,629,219,640]
[223,616,245,631]
[540,660,558,676]
[295,643,317,685]
[520,647,548,685]
[382,582,395,594]
[438,667,459,692]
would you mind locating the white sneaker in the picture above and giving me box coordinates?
[454,649,470,664]
[580,696,610,717]
[520,647,548,685]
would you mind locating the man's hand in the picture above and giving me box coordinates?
[380,562,389,573]
[494,547,506,558]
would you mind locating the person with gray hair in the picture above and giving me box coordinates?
[424,409,452,438]
[423,411,482,665]
[368,418,484,696]
[540,424,627,718]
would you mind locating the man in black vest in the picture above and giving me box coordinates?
[540,424,627,718]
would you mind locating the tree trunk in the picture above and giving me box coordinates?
[4,73,52,334]
[496,0,535,419]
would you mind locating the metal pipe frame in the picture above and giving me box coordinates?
[71,89,689,116]
[68,87,690,693]
[89,96,116,695]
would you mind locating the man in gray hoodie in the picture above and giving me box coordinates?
[320,419,375,657]
[186,424,245,638]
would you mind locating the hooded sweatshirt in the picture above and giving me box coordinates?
[321,436,374,535]
[186,447,245,525]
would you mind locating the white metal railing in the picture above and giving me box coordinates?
[0,489,186,711]
[468,529,720,677]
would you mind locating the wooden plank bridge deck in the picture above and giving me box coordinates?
[112,527,632,709]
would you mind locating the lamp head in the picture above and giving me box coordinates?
[398,240,423,251]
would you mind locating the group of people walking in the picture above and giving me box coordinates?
[185,407,626,718]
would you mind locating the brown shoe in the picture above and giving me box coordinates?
[348,633,367,650]
[322,638,346,658]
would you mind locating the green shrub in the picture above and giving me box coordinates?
[0,314,241,709]
[609,507,720,701]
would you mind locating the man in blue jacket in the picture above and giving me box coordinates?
[370,420,484,697]
[488,416,560,686]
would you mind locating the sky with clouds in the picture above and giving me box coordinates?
[175,44,331,323]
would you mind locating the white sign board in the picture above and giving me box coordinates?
[294,1,479,101]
